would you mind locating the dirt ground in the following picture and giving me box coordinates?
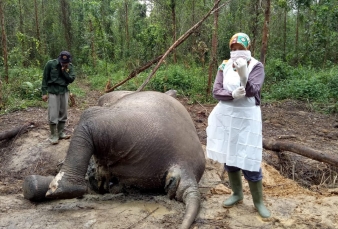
[1,81,338,229]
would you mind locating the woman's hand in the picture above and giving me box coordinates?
[234,58,248,86]
[232,86,246,99]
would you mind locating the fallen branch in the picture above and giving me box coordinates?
[0,122,35,141]
[105,55,163,93]
[125,207,159,229]
[136,0,227,92]
[263,138,338,168]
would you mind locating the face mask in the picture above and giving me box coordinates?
[230,50,251,71]
[230,50,251,62]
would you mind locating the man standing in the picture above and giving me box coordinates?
[41,51,76,144]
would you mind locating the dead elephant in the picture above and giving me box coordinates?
[23,90,206,229]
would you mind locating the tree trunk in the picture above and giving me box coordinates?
[125,0,129,50]
[295,7,299,65]
[34,0,40,42]
[0,0,8,83]
[60,0,72,50]
[18,0,26,66]
[170,0,177,63]
[206,0,219,97]
[260,0,271,65]
[89,19,97,68]
[263,138,338,168]
[250,0,260,57]
[283,7,287,61]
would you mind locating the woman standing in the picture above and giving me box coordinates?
[206,32,270,218]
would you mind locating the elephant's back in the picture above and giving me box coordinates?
[91,91,205,189]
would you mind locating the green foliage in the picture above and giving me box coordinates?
[265,58,292,82]
[0,68,45,114]
[147,64,212,103]
[0,67,85,114]
[263,63,338,113]
[149,65,193,92]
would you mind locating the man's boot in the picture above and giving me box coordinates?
[58,122,71,140]
[222,170,244,208]
[248,180,271,218]
[49,124,59,144]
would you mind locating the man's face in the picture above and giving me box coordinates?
[61,62,69,68]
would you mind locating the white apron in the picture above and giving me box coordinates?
[206,58,262,172]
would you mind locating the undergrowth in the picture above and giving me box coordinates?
[1,59,337,114]
[264,59,338,113]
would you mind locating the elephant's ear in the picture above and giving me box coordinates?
[164,166,181,199]
[164,90,177,98]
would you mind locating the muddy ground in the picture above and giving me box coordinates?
[1,80,338,229]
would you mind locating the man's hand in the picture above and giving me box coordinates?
[234,58,248,86]
[232,86,246,99]
[61,63,69,71]
[42,95,48,102]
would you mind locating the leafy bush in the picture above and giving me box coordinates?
[147,64,212,103]
[265,58,292,82]
[0,67,86,114]
[263,64,338,113]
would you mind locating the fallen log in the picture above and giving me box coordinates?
[263,138,338,168]
[0,122,34,141]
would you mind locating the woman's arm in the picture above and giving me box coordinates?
[245,62,265,97]
[212,70,234,101]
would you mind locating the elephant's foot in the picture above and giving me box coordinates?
[46,172,88,199]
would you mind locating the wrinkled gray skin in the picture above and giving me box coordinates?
[23,91,206,229]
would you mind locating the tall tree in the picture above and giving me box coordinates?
[169,0,177,63]
[249,0,261,57]
[89,19,97,67]
[125,0,130,50]
[34,0,40,43]
[207,0,219,96]
[0,0,8,83]
[60,0,72,50]
[260,0,271,65]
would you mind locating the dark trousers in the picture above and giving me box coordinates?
[224,164,262,182]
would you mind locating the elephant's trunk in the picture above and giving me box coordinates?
[23,175,54,201]
[180,186,201,229]
[46,125,94,199]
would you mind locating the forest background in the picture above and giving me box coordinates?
[0,0,338,115]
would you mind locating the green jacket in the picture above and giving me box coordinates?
[41,59,76,95]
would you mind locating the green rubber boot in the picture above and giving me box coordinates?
[58,122,71,140]
[248,180,271,218]
[222,170,243,208]
[49,124,59,145]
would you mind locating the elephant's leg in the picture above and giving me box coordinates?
[23,175,54,201]
[45,124,93,199]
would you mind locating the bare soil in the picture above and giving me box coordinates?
[1,80,338,229]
